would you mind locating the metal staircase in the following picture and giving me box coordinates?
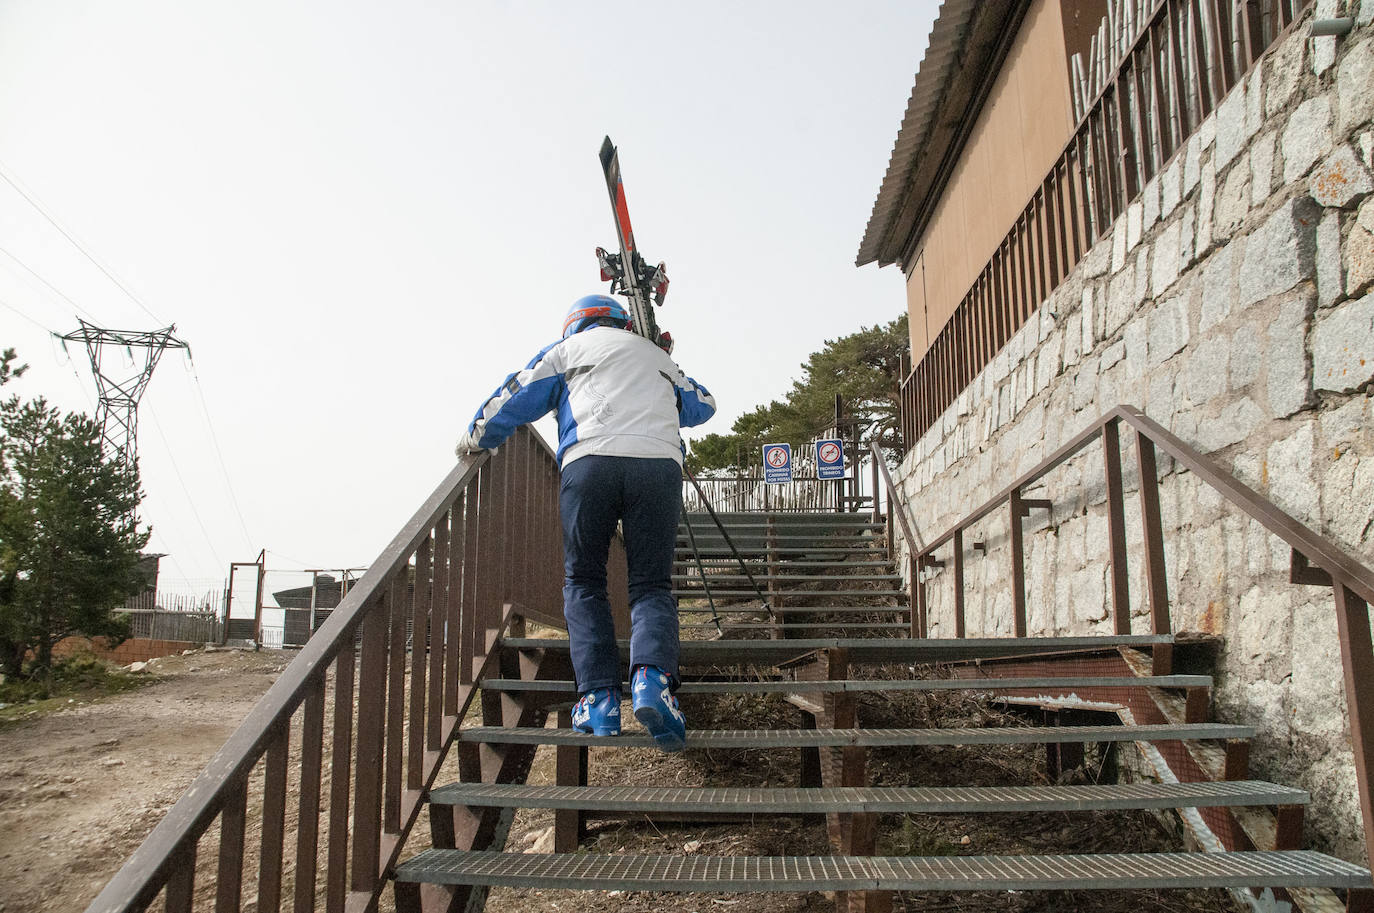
[85,413,1374,913]
[392,510,1372,912]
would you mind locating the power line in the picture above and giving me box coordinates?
[146,407,227,570]
[0,295,51,332]
[183,352,254,552]
[0,245,101,322]
[0,158,164,325]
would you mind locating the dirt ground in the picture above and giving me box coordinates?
[0,648,288,913]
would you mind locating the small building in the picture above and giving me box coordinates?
[860,0,1373,862]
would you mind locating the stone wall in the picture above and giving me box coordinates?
[51,635,202,666]
[894,5,1374,862]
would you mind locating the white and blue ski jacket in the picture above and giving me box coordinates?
[464,326,716,468]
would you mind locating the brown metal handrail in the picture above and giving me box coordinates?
[899,404,1374,866]
[86,427,566,913]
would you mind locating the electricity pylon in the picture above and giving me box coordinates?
[57,319,189,468]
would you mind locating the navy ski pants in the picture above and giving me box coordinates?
[559,454,681,694]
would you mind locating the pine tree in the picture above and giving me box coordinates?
[687,314,908,472]
[0,350,150,679]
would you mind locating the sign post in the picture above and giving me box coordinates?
[762,443,792,485]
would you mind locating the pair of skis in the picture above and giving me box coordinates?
[597,136,672,354]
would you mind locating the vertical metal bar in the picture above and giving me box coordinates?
[384,571,408,833]
[215,782,249,913]
[1103,420,1131,634]
[258,728,289,913]
[325,640,354,913]
[465,470,488,684]
[1167,1,1191,145]
[164,844,197,913]
[429,515,449,751]
[409,535,432,790]
[953,529,966,639]
[293,677,325,913]
[1066,140,1086,258]
[1135,433,1173,673]
[1333,583,1374,868]
[1009,490,1028,638]
[911,555,926,639]
[349,594,390,896]
[446,494,467,715]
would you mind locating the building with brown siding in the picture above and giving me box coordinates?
[860,0,1374,863]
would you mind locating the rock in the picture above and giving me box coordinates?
[126,661,148,673]
[526,826,555,855]
[959,835,972,845]
[1283,96,1333,184]
[1215,81,1249,171]
[1239,197,1318,309]
[100,758,124,768]
[1310,146,1373,209]
[1337,36,1374,135]
[1265,292,1315,418]
[1312,291,1374,393]
[684,839,702,853]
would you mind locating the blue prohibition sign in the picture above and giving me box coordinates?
[762,443,792,485]
[815,439,845,480]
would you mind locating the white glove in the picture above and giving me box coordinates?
[454,429,486,457]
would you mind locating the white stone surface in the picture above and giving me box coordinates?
[1150,219,1183,296]
[1147,296,1189,368]
[1283,96,1334,184]
[1317,210,1344,308]
[1214,158,1250,241]
[1229,324,1261,389]
[1310,144,1374,209]
[1199,244,1236,331]
[1195,160,1216,257]
[1337,36,1374,135]
[1185,334,1230,405]
[1111,214,1128,274]
[1127,201,1143,251]
[1160,156,1181,218]
[1348,198,1374,293]
[1239,198,1316,309]
[1311,0,1340,76]
[1196,397,1264,451]
[1265,293,1314,418]
[1312,291,1374,392]
[1144,176,1161,233]
[1250,132,1275,209]
[1265,31,1304,118]
[1184,133,1202,196]
[1214,81,1249,171]
[1124,320,1148,380]
[1266,421,1318,525]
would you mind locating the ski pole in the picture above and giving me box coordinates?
[682,464,775,621]
[679,500,725,638]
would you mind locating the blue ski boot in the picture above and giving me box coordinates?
[571,687,621,736]
[632,665,685,752]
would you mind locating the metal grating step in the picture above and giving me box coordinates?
[679,622,911,631]
[457,722,1253,749]
[396,850,1371,892]
[678,606,909,614]
[427,780,1307,815]
[674,574,904,583]
[477,674,1213,695]
[674,589,910,598]
[504,634,1172,665]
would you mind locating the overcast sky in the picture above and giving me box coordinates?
[0,1,938,597]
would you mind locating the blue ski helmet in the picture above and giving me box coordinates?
[563,295,631,338]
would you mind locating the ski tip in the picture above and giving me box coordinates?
[599,136,615,163]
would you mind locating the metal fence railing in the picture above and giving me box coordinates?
[86,427,573,913]
[884,404,1374,868]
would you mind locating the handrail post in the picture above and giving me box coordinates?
[1334,583,1374,869]
[1134,431,1172,674]
[1009,490,1028,638]
[953,529,966,639]
[1102,418,1131,634]
[911,554,925,639]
